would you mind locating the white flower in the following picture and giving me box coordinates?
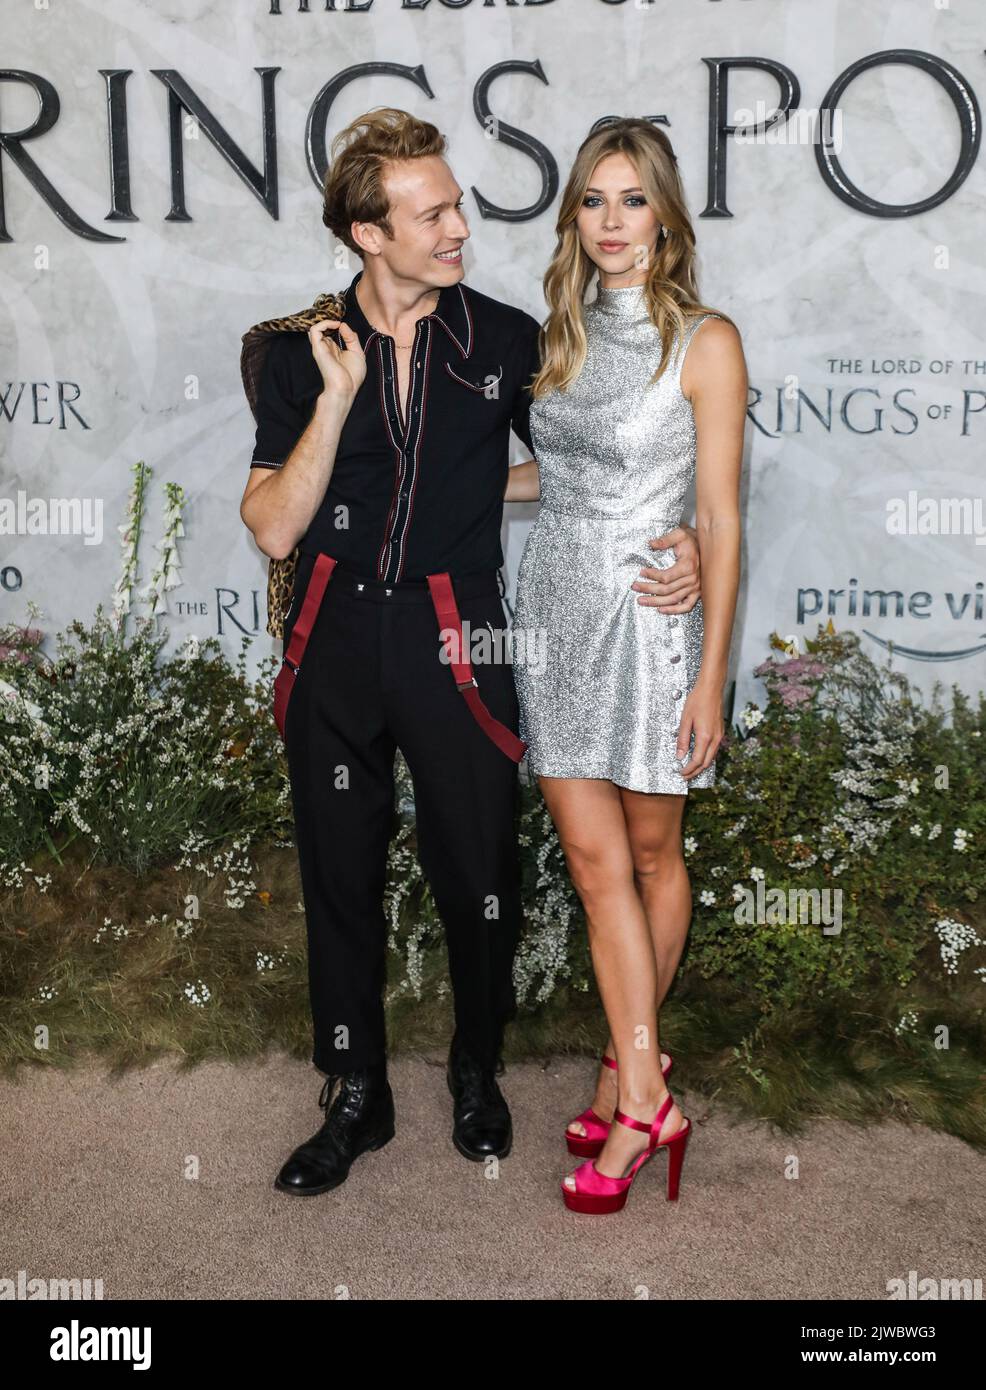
[741,704,764,729]
[0,679,49,730]
[934,917,981,975]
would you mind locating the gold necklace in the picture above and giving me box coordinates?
[356,282,437,349]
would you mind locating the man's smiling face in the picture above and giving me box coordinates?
[367,154,471,289]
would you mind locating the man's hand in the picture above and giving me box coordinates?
[631,524,702,612]
[309,318,366,401]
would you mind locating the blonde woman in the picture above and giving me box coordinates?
[508,118,747,1213]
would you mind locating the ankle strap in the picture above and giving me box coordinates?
[600,1054,618,1071]
[615,1092,673,1138]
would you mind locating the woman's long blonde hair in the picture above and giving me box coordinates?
[531,118,732,399]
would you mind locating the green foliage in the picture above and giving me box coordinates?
[0,609,292,880]
[1,606,983,1136]
[682,628,984,1010]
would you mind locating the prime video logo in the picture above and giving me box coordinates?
[0,490,103,545]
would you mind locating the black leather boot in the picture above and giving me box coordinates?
[447,1035,512,1161]
[275,1063,395,1196]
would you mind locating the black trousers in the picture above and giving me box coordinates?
[281,551,524,1076]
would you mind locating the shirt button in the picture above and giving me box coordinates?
[669,618,679,627]
[670,654,681,663]
[400,489,409,500]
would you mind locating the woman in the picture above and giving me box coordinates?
[507,118,746,1213]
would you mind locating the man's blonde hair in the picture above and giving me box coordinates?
[322,107,448,257]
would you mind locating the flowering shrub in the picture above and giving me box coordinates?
[680,629,984,1011]
[1,468,983,1032]
[0,461,291,891]
[0,610,291,882]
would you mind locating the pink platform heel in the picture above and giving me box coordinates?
[566,1050,673,1158]
[562,1090,691,1214]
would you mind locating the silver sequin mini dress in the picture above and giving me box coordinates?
[512,283,720,795]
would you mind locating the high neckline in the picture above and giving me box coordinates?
[592,280,648,316]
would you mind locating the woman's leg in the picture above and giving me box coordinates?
[621,786,690,1004]
[593,789,690,1102]
[569,789,689,1135]
[537,776,683,1181]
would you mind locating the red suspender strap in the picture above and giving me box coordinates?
[425,571,528,765]
[272,553,337,740]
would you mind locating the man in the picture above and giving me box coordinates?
[239,107,703,1196]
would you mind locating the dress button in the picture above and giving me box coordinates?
[673,690,682,699]
[670,654,681,663]
[669,618,679,627]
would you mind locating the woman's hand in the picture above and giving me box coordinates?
[675,679,723,779]
[308,318,367,402]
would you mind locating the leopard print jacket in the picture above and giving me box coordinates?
[240,291,346,638]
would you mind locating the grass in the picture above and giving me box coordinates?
[2,841,984,1149]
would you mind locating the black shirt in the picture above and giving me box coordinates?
[249,268,543,583]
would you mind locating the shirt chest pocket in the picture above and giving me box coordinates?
[444,358,504,400]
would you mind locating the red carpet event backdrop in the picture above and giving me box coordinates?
[2,0,984,713]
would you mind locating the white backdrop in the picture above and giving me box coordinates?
[3,0,985,716]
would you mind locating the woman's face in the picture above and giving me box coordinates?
[575,151,662,284]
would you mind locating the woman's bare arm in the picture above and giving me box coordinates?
[675,316,747,774]
[505,458,540,502]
